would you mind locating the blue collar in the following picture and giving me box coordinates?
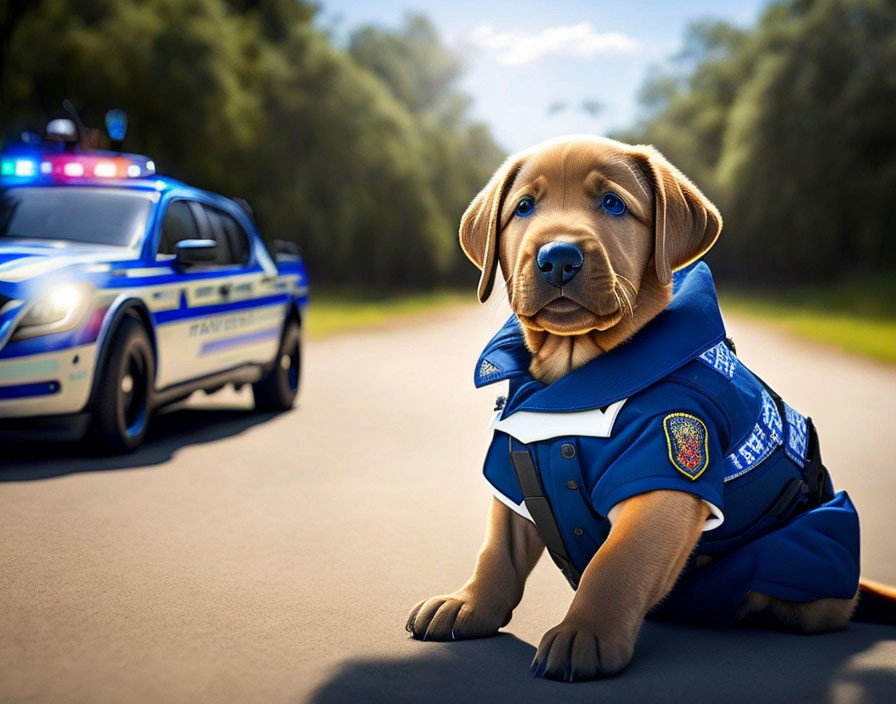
[475,262,727,415]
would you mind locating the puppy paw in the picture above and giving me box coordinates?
[406,593,510,641]
[530,621,633,682]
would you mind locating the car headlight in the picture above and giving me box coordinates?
[13,283,92,340]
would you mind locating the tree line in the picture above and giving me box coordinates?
[3,0,894,289]
[615,0,896,284]
[0,0,503,289]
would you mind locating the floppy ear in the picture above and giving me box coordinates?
[634,146,722,285]
[459,152,529,302]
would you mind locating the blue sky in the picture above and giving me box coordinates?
[317,0,769,151]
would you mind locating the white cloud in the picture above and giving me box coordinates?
[467,22,639,66]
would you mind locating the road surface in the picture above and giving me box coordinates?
[2,302,895,703]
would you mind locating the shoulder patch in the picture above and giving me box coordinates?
[663,412,709,480]
[697,341,738,379]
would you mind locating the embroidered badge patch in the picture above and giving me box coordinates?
[663,413,709,480]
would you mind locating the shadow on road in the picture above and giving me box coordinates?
[308,622,896,704]
[1,405,278,481]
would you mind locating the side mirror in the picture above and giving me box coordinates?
[273,239,302,261]
[175,239,217,266]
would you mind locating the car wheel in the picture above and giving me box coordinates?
[88,315,154,453]
[252,318,301,412]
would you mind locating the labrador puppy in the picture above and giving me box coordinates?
[407,135,896,681]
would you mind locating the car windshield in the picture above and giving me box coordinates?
[0,186,154,248]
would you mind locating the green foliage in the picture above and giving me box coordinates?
[349,14,468,123]
[617,0,896,284]
[306,289,471,338]
[721,273,896,364]
[0,1,504,288]
[347,14,505,281]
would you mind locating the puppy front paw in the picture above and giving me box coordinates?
[406,593,510,641]
[530,620,634,682]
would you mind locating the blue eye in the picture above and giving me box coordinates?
[514,195,536,218]
[600,193,626,216]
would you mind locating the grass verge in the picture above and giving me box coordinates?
[304,279,896,366]
[720,275,896,365]
[304,290,473,339]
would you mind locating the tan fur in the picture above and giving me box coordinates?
[406,497,544,641]
[529,491,709,679]
[738,592,856,633]
[853,579,896,623]
[458,136,720,381]
[410,135,880,681]
[524,274,670,383]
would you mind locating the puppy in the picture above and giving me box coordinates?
[407,135,896,681]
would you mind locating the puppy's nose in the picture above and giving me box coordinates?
[536,242,584,287]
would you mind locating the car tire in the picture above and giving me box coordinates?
[88,315,155,453]
[252,318,301,412]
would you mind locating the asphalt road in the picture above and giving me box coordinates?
[2,302,895,704]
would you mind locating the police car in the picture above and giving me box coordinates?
[0,118,308,452]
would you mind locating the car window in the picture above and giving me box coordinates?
[0,187,153,248]
[220,211,251,265]
[200,205,244,267]
[158,200,199,256]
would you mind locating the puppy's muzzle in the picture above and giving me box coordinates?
[536,242,584,288]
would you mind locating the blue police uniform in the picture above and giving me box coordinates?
[476,262,860,623]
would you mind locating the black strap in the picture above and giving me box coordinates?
[723,337,830,509]
[802,419,831,506]
[508,438,581,590]
[750,377,830,507]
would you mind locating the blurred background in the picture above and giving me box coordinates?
[2,0,895,358]
[4,5,896,701]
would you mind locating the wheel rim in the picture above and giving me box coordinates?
[120,347,149,438]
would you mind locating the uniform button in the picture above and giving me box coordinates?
[560,443,576,459]
[566,480,578,490]
[573,527,584,536]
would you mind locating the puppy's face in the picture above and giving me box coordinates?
[496,140,654,335]
[461,136,721,342]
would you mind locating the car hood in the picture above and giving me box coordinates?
[0,239,139,302]
[0,240,145,349]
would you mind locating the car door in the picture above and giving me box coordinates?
[182,202,284,376]
[214,208,288,366]
[149,196,288,390]
[151,198,216,387]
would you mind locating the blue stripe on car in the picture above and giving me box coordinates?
[0,328,93,360]
[152,294,288,324]
[199,327,281,356]
[0,380,61,399]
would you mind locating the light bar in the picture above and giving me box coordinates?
[1,158,38,178]
[93,160,117,178]
[1,151,157,184]
[16,159,36,177]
